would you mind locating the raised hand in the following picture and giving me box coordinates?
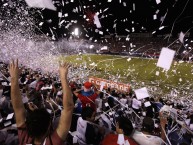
[9,59,26,127]
[9,59,21,80]
[59,61,71,80]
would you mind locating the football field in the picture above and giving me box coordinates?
[62,54,193,95]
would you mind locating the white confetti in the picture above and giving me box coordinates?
[153,14,157,20]
[157,47,175,70]
[94,13,101,28]
[134,87,149,100]
[58,12,62,18]
[156,0,161,4]
[25,0,56,11]
[156,71,159,76]
[179,31,185,43]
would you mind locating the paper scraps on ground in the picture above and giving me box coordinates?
[156,71,159,76]
[134,87,149,100]
[25,0,56,11]
[157,47,175,70]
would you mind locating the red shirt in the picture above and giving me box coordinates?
[101,134,139,145]
[77,93,98,111]
[17,124,64,145]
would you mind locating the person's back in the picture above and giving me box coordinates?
[101,133,139,145]
[18,108,64,145]
[76,107,103,145]
[132,130,163,145]
[74,82,99,111]
[101,116,139,145]
[119,94,127,105]
[132,117,164,145]
[132,97,141,110]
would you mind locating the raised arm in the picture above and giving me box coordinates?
[9,59,26,127]
[56,62,74,140]
[73,89,82,97]
[159,112,167,143]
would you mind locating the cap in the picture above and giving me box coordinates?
[84,82,92,89]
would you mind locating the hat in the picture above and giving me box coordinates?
[84,82,92,89]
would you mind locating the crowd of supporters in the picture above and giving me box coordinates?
[0,59,193,145]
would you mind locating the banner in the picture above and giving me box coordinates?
[89,77,130,92]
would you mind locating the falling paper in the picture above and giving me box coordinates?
[159,26,165,30]
[142,112,146,116]
[4,121,12,127]
[100,46,108,50]
[157,47,175,70]
[144,101,151,107]
[94,13,101,28]
[58,12,62,17]
[6,113,14,120]
[99,31,103,35]
[153,14,157,20]
[156,0,161,4]
[47,109,52,114]
[179,32,185,43]
[25,0,56,11]
[134,87,149,100]
[133,3,135,11]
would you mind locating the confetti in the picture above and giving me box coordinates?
[94,13,101,28]
[157,47,175,70]
[25,0,56,11]
[58,12,62,18]
[153,14,157,20]
[134,87,149,100]
[156,0,161,4]
[179,31,185,43]
[156,71,159,76]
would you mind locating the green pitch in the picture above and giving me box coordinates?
[62,54,193,94]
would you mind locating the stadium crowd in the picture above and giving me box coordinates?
[0,59,193,145]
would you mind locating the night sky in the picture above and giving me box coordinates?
[1,0,193,40]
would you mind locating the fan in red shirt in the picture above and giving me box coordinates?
[73,82,99,111]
